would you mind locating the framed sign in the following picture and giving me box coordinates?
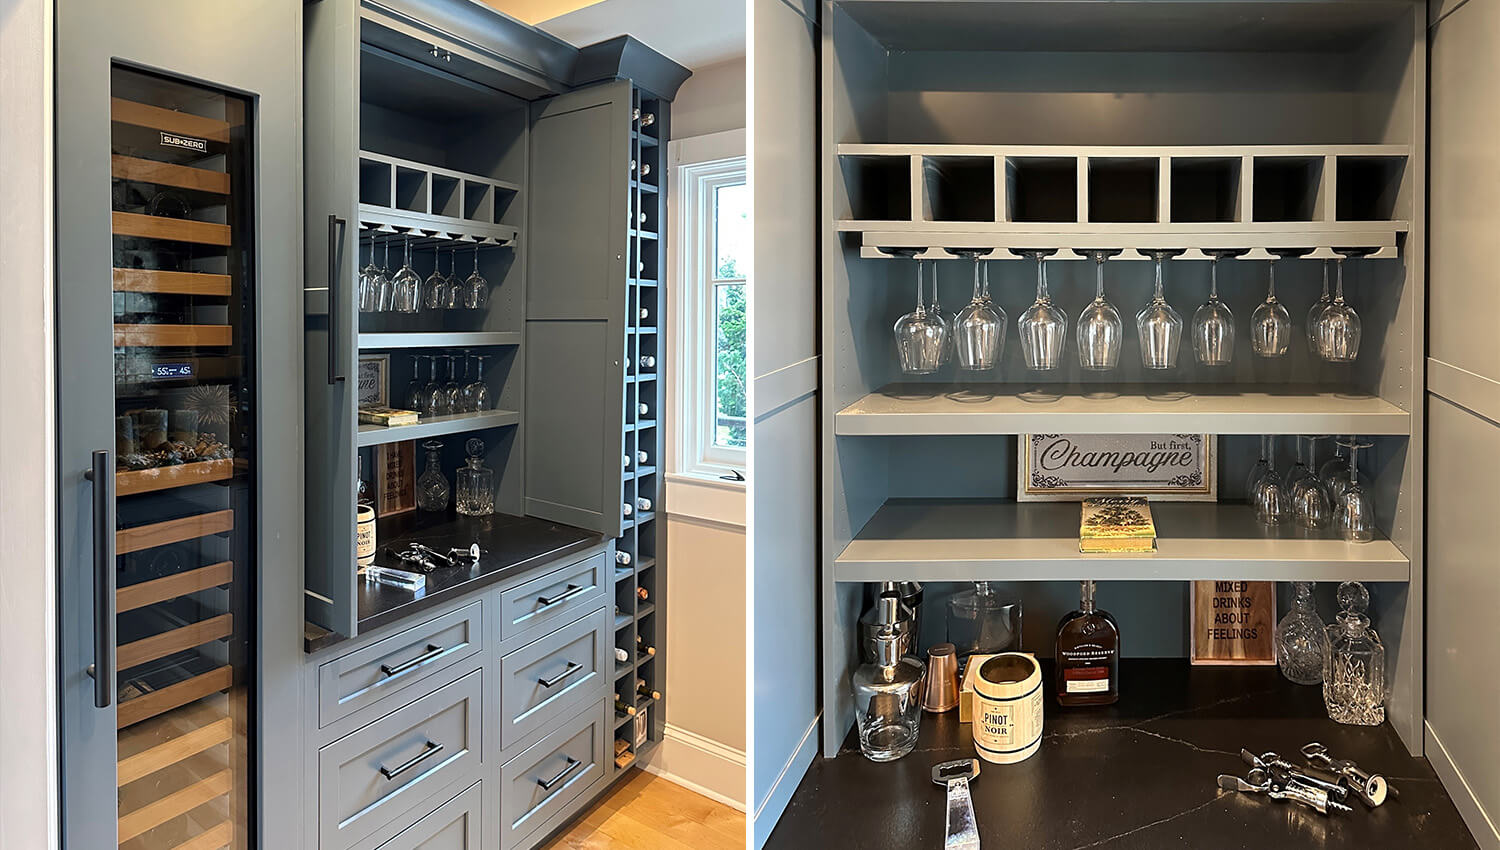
[1019,434,1215,501]
[357,354,389,408]
[1189,581,1277,665]
[375,440,415,517]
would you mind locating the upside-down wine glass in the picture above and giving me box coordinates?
[1307,260,1332,351]
[444,247,462,309]
[442,354,463,413]
[930,259,951,366]
[405,354,426,411]
[1288,435,1331,529]
[1137,249,1184,369]
[1336,438,1376,543]
[468,354,491,411]
[392,232,422,313]
[1017,249,1065,371]
[1320,434,1355,503]
[891,250,945,375]
[1251,254,1293,358]
[1316,250,1364,362]
[1246,434,1274,497]
[464,245,489,310]
[951,249,1002,371]
[1193,250,1238,366]
[358,238,380,313]
[1077,249,1122,370]
[424,248,449,310]
[375,237,395,313]
[1252,435,1289,526]
[421,353,446,417]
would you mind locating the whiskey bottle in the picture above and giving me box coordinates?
[1055,580,1120,707]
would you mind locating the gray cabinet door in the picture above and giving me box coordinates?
[524,80,632,538]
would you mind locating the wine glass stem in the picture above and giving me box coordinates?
[915,259,925,310]
[981,261,990,298]
[1153,256,1164,301]
[972,257,982,301]
[1209,257,1218,299]
[1267,259,1277,301]
[1322,260,1330,299]
[1035,256,1046,301]
[1095,254,1106,299]
[1335,258,1345,303]
[1261,434,1272,463]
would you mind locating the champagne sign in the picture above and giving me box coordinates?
[1019,434,1215,501]
[1189,581,1277,665]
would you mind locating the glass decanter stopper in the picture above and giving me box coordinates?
[1323,581,1386,726]
[1275,582,1328,685]
[416,439,450,512]
[851,594,925,762]
[455,437,495,517]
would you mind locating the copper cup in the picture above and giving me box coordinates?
[922,643,960,713]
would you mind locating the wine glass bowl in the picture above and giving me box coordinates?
[1250,252,1295,358]
[1192,250,1240,367]
[890,250,947,375]
[1336,437,1377,542]
[1077,249,1122,371]
[464,245,489,310]
[1136,249,1185,370]
[1288,435,1331,529]
[391,231,422,313]
[1316,250,1367,362]
[950,248,1002,371]
[1252,435,1289,526]
[1018,249,1066,371]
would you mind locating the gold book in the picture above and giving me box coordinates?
[358,406,420,427]
[1080,497,1156,553]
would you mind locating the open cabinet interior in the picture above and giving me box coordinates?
[820,0,1426,760]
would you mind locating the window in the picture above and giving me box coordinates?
[671,149,748,479]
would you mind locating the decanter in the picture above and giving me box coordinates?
[1323,581,1386,725]
[946,581,1021,663]
[1275,581,1328,685]
[851,595,925,762]
[416,439,450,512]
[455,438,495,516]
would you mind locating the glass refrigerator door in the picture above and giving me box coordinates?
[108,64,255,850]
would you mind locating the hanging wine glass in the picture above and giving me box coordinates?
[392,231,422,313]
[1246,434,1274,497]
[444,247,462,310]
[464,245,489,310]
[1252,435,1289,525]
[358,238,380,313]
[1017,249,1065,371]
[1076,249,1122,371]
[1137,249,1184,369]
[424,247,449,310]
[950,249,1002,371]
[1307,260,1332,351]
[890,249,944,375]
[1288,435,1331,529]
[375,237,395,313]
[930,259,952,365]
[1193,250,1239,366]
[1250,253,1293,357]
[1317,250,1365,362]
[1336,438,1377,542]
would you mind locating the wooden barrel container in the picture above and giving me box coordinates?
[973,652,1044,764]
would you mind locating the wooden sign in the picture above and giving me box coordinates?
[375,441,415,517]
[1190,581,1277,665]
[1019,434,1215,501]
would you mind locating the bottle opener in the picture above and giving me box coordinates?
[1301,742,1398,807]
[932,759,981,850]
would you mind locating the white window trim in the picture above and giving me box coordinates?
[666,129,747,485]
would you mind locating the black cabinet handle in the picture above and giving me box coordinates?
[82,450,114,709]
[536,584,587,609]
[379,740,444,780]
[536,756,581,791]
[380,644,444,677]
[537,661,582,689]
[327,214,346,385]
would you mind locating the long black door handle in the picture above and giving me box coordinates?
[536,756,581,791]
[380,644,445,677]
[379,740,444,780]
[82,450,115,708]
[537,661,583,689]
[328,214,347,384]
[536,584,588,609]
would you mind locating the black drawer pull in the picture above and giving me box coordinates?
[380,644,444,677]
[379,740,444,780]
[536,584,588,609]
[537,661,583,689]
[536,756,582,791]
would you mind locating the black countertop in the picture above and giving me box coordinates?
[767,660,1478,850]
[308,510,605,650]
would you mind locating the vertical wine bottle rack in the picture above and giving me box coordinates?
[612,86,668,773]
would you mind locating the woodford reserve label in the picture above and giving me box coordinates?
[1019,434,1215,501]
[1189,581,1277,665]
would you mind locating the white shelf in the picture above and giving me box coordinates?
[359,332,521,349]
[357,409,519,447]
[835,499,1410,583]
[834,384,1411,436]
[846,225,1404,262]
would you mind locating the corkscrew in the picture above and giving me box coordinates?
[1240,749,1348,802]
[1216,768,1352,815]
[1301,742,1398,807]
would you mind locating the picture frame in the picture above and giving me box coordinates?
[1018,433,1216,501]
[1189,581,1278,666]
[357,353,389,408]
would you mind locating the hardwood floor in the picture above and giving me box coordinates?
[541,769,745,849]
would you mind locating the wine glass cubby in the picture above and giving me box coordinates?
[819,0,1427,761]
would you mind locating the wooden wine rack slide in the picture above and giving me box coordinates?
[117,665,233,729]
[110,97,231,143]
[118,563,234,614]
[116,459,235,496]
[113,268,232,297]
[113,211,231,247]
[117,716,234,787]
[111,155,230,195]
[117,509,234,555]
[118,614,234,670]
[113,324,233,348]
[116,768,231,843]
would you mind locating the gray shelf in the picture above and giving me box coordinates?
[835,499,1410,583]
[359,331,522,349]
[835,384,1411,436]
[357,409,519,447]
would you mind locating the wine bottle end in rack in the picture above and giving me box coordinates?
[637,450,649,464]
[641,112,655,128]
[639,307,650,320]
[623,453,632,469]
[622,502,633,517]
[616,551,632,566]
[614,647,630,663]
[636,586,649,601]
[638,403,650,417]
[636,497,652,512]
[614,698,637,717]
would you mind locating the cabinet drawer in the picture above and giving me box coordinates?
[319,601,483,727]
[319,670,483,850]
[499,607,608,748]
[498,551,607,645]
[500,700,605,849]
[364,782,481,850]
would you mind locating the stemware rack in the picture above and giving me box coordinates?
[358,149,520,247]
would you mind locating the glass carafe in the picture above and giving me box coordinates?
[946,581,1022,663]
[1275,582,1328,685]
[455,437,495,516]
[1323,581,1386,726]
[851,595,925,762]
[416,439,450,512]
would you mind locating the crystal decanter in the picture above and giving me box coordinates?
[455,437,495,516]
[416,439,450,512]
[1323,581,1386,725]
[1275,582,1328,685]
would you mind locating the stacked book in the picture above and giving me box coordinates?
[1079,497,1156,553]
[358,406,420,427]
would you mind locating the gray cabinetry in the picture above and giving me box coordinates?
[499,608,609,748]
[357,782,483,850]
[499,551,607,646]
[499,700,608,849]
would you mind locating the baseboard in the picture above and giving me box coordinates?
[1427,720,1500,850]
[752,713,820,850]
[641,723,747,811]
